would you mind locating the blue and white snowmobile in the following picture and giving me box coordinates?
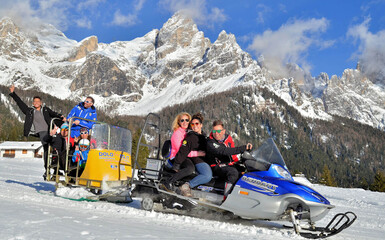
[131,113,356,239]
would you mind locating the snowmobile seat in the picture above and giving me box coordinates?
[175,173,226,190]
[161,140,171,159]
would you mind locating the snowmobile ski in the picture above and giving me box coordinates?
[286,211,357,239]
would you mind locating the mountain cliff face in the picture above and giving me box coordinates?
[0,14,384,130]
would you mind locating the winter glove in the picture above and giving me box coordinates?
[72,150,81,163]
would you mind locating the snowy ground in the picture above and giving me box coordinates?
[1,157,384,240]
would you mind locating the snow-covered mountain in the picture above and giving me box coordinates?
[0,13,384,130]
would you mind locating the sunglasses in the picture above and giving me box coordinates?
[212,129,223,133]
[84,100,93,104]
[80,131,88,135]
[190,122,200,126]
[180,118,189,123]
[61,128,68,132]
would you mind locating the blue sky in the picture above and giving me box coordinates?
[1,0,385,78]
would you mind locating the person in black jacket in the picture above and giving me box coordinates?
[173,113,212,197]
[43,123,75,172]
[9,85,65,179]
[206,120,252,194]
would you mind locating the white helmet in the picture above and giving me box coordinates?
[79,139,90,151]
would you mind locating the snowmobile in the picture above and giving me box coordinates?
[131,113,357,239]
[45,117,133,202]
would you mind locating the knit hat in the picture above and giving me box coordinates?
[60,122,69,130]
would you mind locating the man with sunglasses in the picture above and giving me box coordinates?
[206,120,252,196]
[67,97,97,138]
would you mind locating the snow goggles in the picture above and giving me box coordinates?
[212,129,223,133]
[79,144,89,150]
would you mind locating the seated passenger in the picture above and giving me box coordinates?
[43,122,76,173]
[74,127,91,144]
[67,97,97,138]
[72,139,90,169]
[161,112,205,190]
[206,120,252,195]
[173,113,212,197]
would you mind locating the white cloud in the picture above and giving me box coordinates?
[347,17,385,81]
[111,10,137,26]
[134,0,146,12]
[255,4,271,24]
[248,18,332,76]
[0,0,101,31]
[110,0,146,27]
[76,17,92,29]
[159,0,227,27]
[77,0,105,11]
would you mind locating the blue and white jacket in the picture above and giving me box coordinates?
[72,149,89,168]
[67,102,97,137]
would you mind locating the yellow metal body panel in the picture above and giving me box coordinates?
[78,149,132,188]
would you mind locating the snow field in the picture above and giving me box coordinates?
[1,157,384,239]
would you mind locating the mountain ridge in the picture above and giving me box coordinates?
[0,13,384,130]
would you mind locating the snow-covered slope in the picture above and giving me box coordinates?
[1,157,384,239]
[0,13,384,130]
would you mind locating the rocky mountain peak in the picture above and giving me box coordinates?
[70,53,141,100]
[0,17,46,60]
[0,17,19,37]
[157,12,197,49]
[217,30,235,43]
[150,12,211,87]
[68,36,98,62]
[192,29,254,81]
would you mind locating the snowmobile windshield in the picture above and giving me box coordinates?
[249,138,288,170]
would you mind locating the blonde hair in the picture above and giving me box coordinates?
[172,112,191,131]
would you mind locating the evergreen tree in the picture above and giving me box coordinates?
[131,128,149,169]
[370,171,385,192]
[319,165,337,187]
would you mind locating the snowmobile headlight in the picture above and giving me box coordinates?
[273,165,292,180]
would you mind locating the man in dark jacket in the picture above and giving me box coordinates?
[206,120,252,192]
[9,85,65,179]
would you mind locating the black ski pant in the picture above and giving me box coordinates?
[37,131,49,171]
[212,165,239,185]
[167,159,195,185]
